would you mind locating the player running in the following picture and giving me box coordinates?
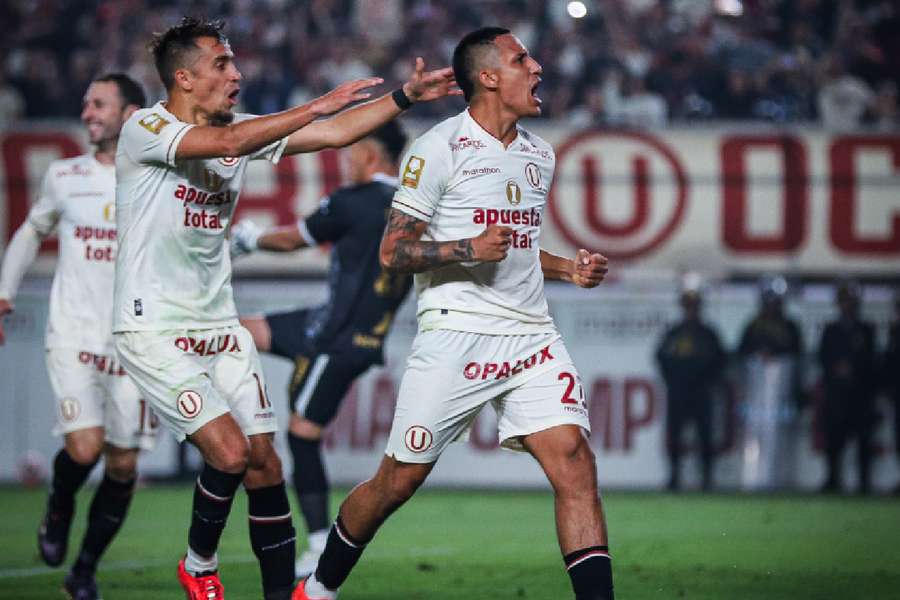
[294,27,614,600]
[231,121,412,578]
[0,74,155,600]
[113,17,457,600]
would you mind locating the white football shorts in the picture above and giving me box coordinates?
[114,326,276,441]
[46,347,157,450]
[385,330,591,463]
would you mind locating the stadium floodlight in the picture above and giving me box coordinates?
[715,0,744,16]
[567,1,588,18]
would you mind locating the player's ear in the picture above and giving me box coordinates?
[173,68,193,92]
[478,69,499,93]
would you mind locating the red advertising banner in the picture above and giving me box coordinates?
[2,124,898,276]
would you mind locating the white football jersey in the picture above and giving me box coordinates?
[27,155,118,351]
[391,109,557,335]
[113,102,287,332]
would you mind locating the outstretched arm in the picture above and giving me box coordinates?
[284,58,460,154]
[229,220,310,257]
[539,248,609,287]
[0,222,47,344]
[379,209,512,274]
[174,78,384,160]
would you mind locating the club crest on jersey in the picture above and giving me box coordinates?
[505,180,522,205]
[177,390,203,419]
[525,162,541,189]
[59,397,81,422]
[401,156,425,189]
[219,156,239,167]
[404,426,433,453]
[137,113,169,135]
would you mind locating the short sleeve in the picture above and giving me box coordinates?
[391,132,450,223]
[120,111,194,167]
[303,194,348,244]
[27,168,62,236]
[248,136,288,163]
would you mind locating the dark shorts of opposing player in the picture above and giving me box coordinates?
[266,309,376,426]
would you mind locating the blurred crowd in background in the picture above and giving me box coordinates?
[0,0,898,131]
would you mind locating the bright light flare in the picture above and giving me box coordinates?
[567,1,588,19]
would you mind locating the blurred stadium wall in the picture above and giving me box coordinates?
[0,122,898,490]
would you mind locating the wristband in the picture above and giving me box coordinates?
[392,87,413,110]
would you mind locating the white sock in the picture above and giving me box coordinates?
[185,547,218,574]
[307,529,328,553]
[304,572,336,595]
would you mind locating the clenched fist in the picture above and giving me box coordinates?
[470,225,513,263]
[571,249,608,288]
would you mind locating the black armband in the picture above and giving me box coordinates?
[392,88,413,110]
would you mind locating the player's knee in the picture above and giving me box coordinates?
[65,437,103,466]
[382,469,426,509]
[246,437,283,484]
[289,415,323,440]
[104,448,138,482]
[552,436,598,496]
[212,442,250,474]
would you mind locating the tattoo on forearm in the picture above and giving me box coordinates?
[385,209,474,273]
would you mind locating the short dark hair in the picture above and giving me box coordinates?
[93,73,146,109]
[150,16,227,90]
[368,120,408,164]
[452,27,511,102]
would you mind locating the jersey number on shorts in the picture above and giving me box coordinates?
[558,372,585,405]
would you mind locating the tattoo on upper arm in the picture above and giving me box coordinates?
[385,209,474,273]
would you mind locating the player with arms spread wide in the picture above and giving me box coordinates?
[0,74,154,600]
[294,27,614,600]
[113,17,457,600]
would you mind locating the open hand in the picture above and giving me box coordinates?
[313,77,385,116]
[402,58,462,103]
[571,249,608,288]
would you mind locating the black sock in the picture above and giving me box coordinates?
[72,475,135,575]
[564,545,614,600]
[188,463,244,559]
[49,449,96,517]
[315,515,367,591]
[247,483,296,597]
[288,433,330,532]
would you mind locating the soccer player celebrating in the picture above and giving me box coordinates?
[294,27,614,600]
[112,17,456,600]
[0,74,155,600]
[231,121,413,579]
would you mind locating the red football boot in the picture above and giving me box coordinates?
[178,557,224,600]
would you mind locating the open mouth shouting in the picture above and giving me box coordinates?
[530,78,542,105]
[227,88,240,106]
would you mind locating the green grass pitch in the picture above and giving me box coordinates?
[0,485,898,599]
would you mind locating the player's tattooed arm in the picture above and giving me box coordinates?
[380,209,511,273]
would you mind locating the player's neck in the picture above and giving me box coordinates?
[164,94,213,126]
[468,99,519,148]
[93,141,117,166]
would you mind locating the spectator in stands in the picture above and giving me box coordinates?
[818,282,877,494]
[656,287,726,491]
[817,55,874,131]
